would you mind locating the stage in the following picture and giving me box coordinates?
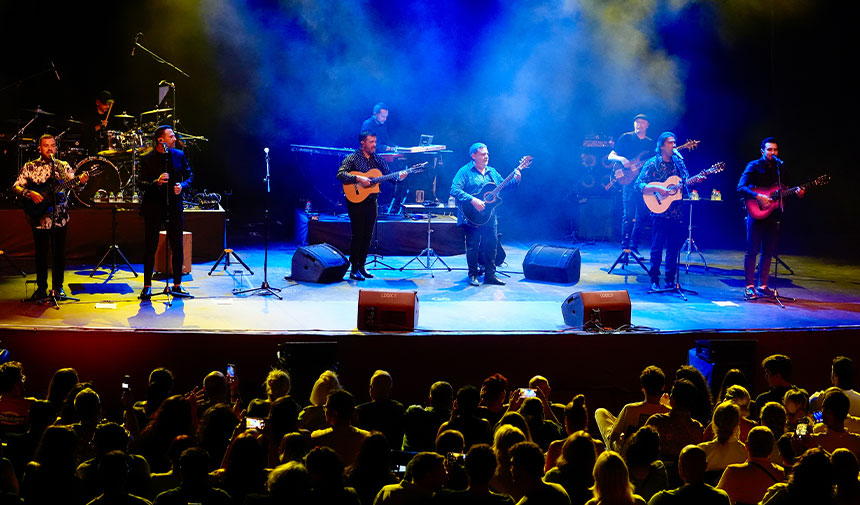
[2,232,859,418]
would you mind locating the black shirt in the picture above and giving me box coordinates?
[614,132,653,161]
[137,148,194,216]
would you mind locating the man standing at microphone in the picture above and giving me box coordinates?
[137,125,194,300]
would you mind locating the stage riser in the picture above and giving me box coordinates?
[308,218,466,256]
[0,208,225,263]
[3,327,857,430]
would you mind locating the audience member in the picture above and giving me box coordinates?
[478,374,509,428]
[76,422,151,503]
[623,426,669,502]
[697,402,747,483]
[214,432,267,504]
[647,445,730,505]
[517,397,563,452]
[585,450,644,505]
[832,448,860,505]
[509,441,570,505]
[311,389,370,467]
[716,426,785,505]
[675,366,714,428]
[782,387,812,435]
[544,431,598,505]
[20,425,84,505]
[374,451,447,504]
[199,372,231,415]
[46,367,79,419]
[298,370,341,432]
[134,395,195,473]
[438,386,492,450]
[489,425,526,500]
[755,355,796,417]
[0,362,35,435]
[4,400,54,482]
[264,369,291,402]
[758,402,787,466]
[196,404,238,470]
[645,379,704,485]
[305,446,361,504]
[811,356,860,416]
[758,448,833,504]
[809,388,860,456]
[346,432,398,505]
[715,369,750,411]
[85,450,152,505]
[356,370,406,449]
[547,395,603,470]
[433,444,515,504]
[402,381,453,453]
[528,375,566,423]
[152,448,232,505]
[264,395,303,467]
[703,385,755,444]
[595,366,669,453]
[148,435,196,501]
[132,368,174,429]
[245,461,310,505]
[279,431,310,464]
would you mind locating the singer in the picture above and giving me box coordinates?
[12,134,89,300]
[737,137,804,299]
[636,132,689,291]
[137,125,194,300]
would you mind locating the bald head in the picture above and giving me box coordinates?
[369,370,393,401]
[678,445,707,484]
[528,376,551,398]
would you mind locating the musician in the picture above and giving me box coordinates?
[12,134,89,300]
[88,90,115,153]
[636,132,689,291]
[737,137,803,299]
[450,143,521,287]
[137,125,194,300]
[336,131,407,281]
[360,103,393,152]
[608,113,652,253]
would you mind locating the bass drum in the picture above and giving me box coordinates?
[71,157,122,208]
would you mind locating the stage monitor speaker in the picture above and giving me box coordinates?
[522,244,581,284]
[291,243,350,283]
[357,289,419,331]
[562,290,631,329]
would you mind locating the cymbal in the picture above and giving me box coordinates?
[65,118,87,125]
[97,149,128,156]
[23,107,55,116]
[140,107,173,115]
[114,113,134,119]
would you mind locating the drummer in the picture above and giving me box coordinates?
[88,90,115,153]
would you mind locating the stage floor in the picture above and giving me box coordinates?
[1,239,859,334]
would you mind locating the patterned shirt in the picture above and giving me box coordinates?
[336,149,391,199]
[14,158,77,229]
[636,155,689,222]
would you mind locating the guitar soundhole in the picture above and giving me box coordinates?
[484,194,496,204]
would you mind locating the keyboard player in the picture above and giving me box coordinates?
[360,102,394,152]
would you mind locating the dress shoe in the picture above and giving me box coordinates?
[468,276,480,286]
[30,289,48,301]
[170,285,193,298]
[139,287,153,301]
[483,276,506,286]
[359,268,374,279]
[349,270,366,281]
[757,286,774,297]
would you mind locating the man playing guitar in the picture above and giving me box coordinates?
[637,132,689,291]
[737,137,804,299]
[608,113,652,253]
[336,131,408,281]
[12,134,89,300]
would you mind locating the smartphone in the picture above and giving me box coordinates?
[519,388,537,399]
[813,411,823,423]
[795,423,808,437]
[226,364,236,378]
[446,452,466,466]
[122,374,131,391]
[246,417,266,430]
[392,464,407,475]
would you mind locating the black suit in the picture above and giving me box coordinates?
[137,148,194,286]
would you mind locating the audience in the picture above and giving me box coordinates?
[716,426,785,505]
[2,353,859,504]
[675,366,714,428]
[810,356,860,416]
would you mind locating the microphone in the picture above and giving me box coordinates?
[131,32,142,56]
[772,156,784,165]
[264,147,269,154]
[673,148,684,160]
[50,60,60,81]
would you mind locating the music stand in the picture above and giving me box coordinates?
[399,203,452,277]
[365,200,395,270]
[681,198,710,272]
[208,191,254,276]
[90,202,138,279]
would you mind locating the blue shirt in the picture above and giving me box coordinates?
[450,161,517,226]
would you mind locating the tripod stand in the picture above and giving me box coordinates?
[681,199,709,272]
[0,249,26,277]
[90,203,138,279]
[209,191,254,276]
[399,204,451,277]
[235,147,281,299]
[607,248,649,275]
[648,205,697,301]
[364,200,395,270]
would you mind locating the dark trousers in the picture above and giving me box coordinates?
[346,197,377,271]
[744,214,779,287]
[464,220,498,278]
[32,226,67,291]
[143,211,185,286]
[649,217,686,284]
[621,183,647,249]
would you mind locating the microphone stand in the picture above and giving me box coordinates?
[235,148,281,299]
[752,158,794,308]
[150,142,174,306]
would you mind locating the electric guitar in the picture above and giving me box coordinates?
[458,156,533,226]
[610,139,700,188]
[343,162,426,203]
[642,162,725,214]
[745,174,830,220]
[20,167,101,217]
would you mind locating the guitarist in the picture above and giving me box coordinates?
[12,134,89,300]
[636,132,689,291]
[336,131,407,281]
[450,143,521,287]
[608,113,652,253]
[737,137,804,299]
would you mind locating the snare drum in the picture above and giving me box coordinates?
[71,157,122,208]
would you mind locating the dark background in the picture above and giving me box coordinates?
[1,0,856,257]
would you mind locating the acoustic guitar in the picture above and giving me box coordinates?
[745,174,830,220]
[342,162,426,203]
[458,156,533,226]
[610,139,700,188]
[642,162,724,214]
[21,167,101,218]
